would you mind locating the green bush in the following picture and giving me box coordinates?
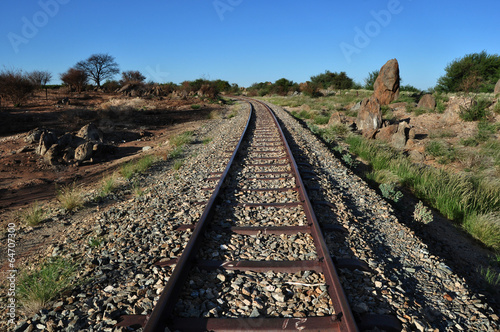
[311,70,354,90]
[413,201,433,224]
[436,51,500,93]
[459,99,491,121]
[379,182,403,202]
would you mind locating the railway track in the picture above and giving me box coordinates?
[119,99,399,331]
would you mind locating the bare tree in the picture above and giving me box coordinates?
[75,53,119,87]
[120,70,146,85]
[0,68,36,107]
[28,70,52,100]
[60,68,88,93]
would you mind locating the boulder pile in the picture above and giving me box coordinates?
[26,123,113,166]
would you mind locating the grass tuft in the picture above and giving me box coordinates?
[121,155,157,180]
[173,159,184,170]
[464,212,500,251]
[22,201,46,226]
[17,257,77,314]
[57,183,84,212]
[170,131,193,147]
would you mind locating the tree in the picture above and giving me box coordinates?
[28,70,52,100]
[364,70,379,90]
[310,71,354,90]
[271,78,299,96]
[120,70,146,85]
[0,68,36,107]
[436,51,500,93]
[60,68,88,93]
[75,53,119,87]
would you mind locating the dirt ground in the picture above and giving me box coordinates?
[0,89,221,220]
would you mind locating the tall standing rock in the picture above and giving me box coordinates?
[374,59,400,105]
[356,97,382,131]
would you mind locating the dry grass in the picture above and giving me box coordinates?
[57,183,84,212]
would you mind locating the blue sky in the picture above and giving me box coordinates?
[1,0,499,90]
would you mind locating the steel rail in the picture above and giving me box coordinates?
[253,99,358,332]
[142,102,253,331]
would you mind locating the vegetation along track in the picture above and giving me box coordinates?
[117,99,401,331]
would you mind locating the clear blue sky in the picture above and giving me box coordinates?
[1,0,499,90]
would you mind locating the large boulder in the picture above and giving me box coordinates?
[374,59,400,105]
[495,79,500,94]
[77,123,103,143]
[417,94,436,110]
[356,97,382,131]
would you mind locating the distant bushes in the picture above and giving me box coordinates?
[436,51,500,93]
[0,68,36,107]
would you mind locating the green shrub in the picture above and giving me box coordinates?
[413,201,433,224]
[57,183,84,212]
[22,202,46,226]
[342,153,358,168]
[379,182,403,202]
[459,99,491,121]
[191,104,201,110]
[436,51,500,93]
[17,257,77,313]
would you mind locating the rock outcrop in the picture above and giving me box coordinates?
[373,59,400,105]
[33,124,109,165]
[356,97,382,131]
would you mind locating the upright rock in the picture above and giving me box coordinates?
[356,97,382,131]
[495,79,500,94]
[391,121,409,149]
[37,131,58,155]
[417,94,436,110]
[374,59,400,105]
